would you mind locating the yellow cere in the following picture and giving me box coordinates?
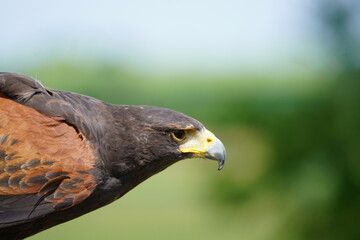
[179,129,216,155]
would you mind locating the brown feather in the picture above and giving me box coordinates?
[0,96,97,209]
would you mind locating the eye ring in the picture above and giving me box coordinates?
[171,130,187,142]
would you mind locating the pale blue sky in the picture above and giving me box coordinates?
[0,0,322,74]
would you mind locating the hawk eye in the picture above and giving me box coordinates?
[171,130,187,142]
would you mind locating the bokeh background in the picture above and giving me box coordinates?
[1,0,360,239]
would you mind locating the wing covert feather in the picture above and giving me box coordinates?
[0,93,97,224]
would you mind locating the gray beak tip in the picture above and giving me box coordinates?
[205,138,226,170]
[218,159,225,171]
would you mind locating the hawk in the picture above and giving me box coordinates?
[0,72,226,239]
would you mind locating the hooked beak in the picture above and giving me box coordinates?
[205,138,226,170]
[179,129,226,170]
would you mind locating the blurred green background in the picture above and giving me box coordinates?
[1,0,360,240]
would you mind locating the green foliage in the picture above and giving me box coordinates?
[25,2,360,239]
[25,60,359,240]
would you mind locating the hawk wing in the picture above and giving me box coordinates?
[0,73,98,226]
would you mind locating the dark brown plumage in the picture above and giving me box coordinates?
[0,72,226,239]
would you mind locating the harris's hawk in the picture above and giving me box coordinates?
[0,72,226,239]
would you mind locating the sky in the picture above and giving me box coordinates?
[0,0,323,74]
